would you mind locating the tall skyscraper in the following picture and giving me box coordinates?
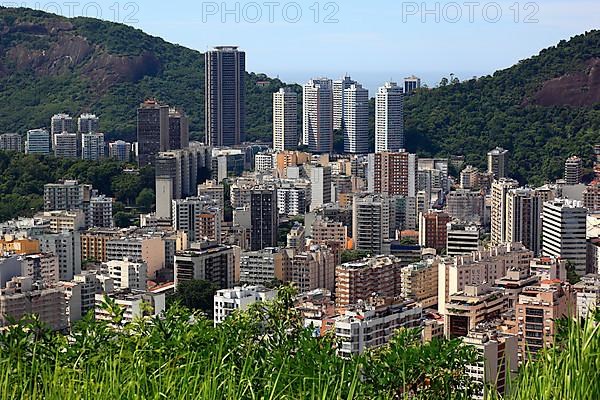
[137,99,169,167]
[273,88,298,151]
[490,179,519,246]
[487,147,509,179]
[0,133,22,152]
[250,188,278,251]
[303,78,333,153]
[25,129,51,155]
[375,82,404,153]
[333,75,356,130]
[564,156,583,185]
[205,46,246,147]
[368,152,417,197]
[81,133,104,161]
[78,114,99,133]
[343,83,369,154]
[53,132,78,159]
[506,188,542,255]
[404,76,421,94]
[542,199,588,274]
[168,108,190,150]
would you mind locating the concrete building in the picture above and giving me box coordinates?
[250,188,278,251]
[515,281,574,361]
[419,210,451,252]
[287,225,305,250]
[446,223,480,256]
[25,129,51,155]
[273,87,298,151]
[168,108,190,150]
[404,76,421,94]
[0,276,67,330]
[108,140,131,162]
[137,99,169,167]
[343,83,369,154]
[491,179,520,245]
[20,253,59,284]
[463,329,518,400]
[0,133,22,152]
[39,210,86,233]
[80,228,123,262]
[400,259,439,308]
[214,285,277,324]
[106,236,166,280]
[172,197,221,243]
[88,195,114,228]
[239,248,282,286]
[573,274,600,321]
[277,183,310,216]
[95,290,165,325]
[205,46,246,147]
[311,217,347,248]
[444,284,509,338]
[38,232,81,281]
[174,244,236,289]
[487,147,509,179]
[308,165,332,211]
[352,194,391,255]
[369,152,417,197]
[51,113,75,138]
[73,271,104,317]
[254,152,274,172]
[583,183,600,212]
[333,299,421,357]
[43,180,89,212]
[375,82,404,153]
[445,189,485,226]
[335,255,402,306]
[495,267,540,309]
[53,132,78,158]
[77,113,99,133]
[103,258,147,291]
[303,78,333,153]
[542,199,588,274]
[281,246,336,294]
[529,256,567,282]
[564,156,583,185]
[198,181,225,213]
[588,238,600,275]
[81,132,104,161]
[333,75,356,130]
[506,188,542,255]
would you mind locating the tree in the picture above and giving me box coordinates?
[135,188,155,212]
[340,250,369,263]
[168,280,219,317]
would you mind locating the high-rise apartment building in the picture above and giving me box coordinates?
[491,179,520,245]
[400,259,439,308]
[43,180,90,212]
[583,183,600,212]
[205,46,246,147]
[81,132,104,161]
[564,156,583,185]
[137,99,169,167]
[108,140,131,162]
[172,197,222,242]
[239,248,283,286]
[174,244,236,289]
[88,195,114,228]
[273,87,298,151]
[446,223,481,256]
[38,232,81,281]
[352,194,391,255]
[505,188,542,255]
[50,113,75,138]
[375,82,404,153]
[404,76,421,94]
[78,113,99,133]
[104,258,147,291]
[419,210,451,251]
[250,188,278,251]
[53,132,78,158]
[0,133,22,152]
[343,83,369,154]
[25,129,51,155]
[333,75,356,130]
[303,78,333,153]
[214,286,277,325]
[487,147,509,179]
[308,165,332,211]
[369,152,417,197]
[542,199,588,274]
[168,108,190,150]
[281,246,336,294]
[445,189,485,225]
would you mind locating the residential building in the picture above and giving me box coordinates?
[103,258,147,291]
[542,199,588,274]
[174,244,236,289]
[277,183,310,216]
[287,225,305,250]
[308,165,332,211]
[50,113,75,139]
[491,179,520,245]
[583,184,600,212]
[343,83,369,154]
[20,253,59,284]
[81,132,104,161]
[168,108,189,150]
[108,140,131,162]
[311,217,347,248]
[239,248,283,286]
[214,285,277,324]
[495,267,540,309]
[95,290,165,325]
[369,152,417,197]
[303,78,333,153]
[419,210,451,252]
[335,255,402,306]
[0,133,22,152]
[352,194,391,255]
[573,274,600,321]
[564,156,583,185]
[205,46,246,147]
[38,232,81,281]
[281,245,336,294]
[487,147,509,179]
[172,197,222,242]
[375,82,404,153]
[197,181,226,213]
[529,256,567,282]
[273,87,298,151]
[53,132,78,158]
[43,180,89,212]
[39,210,86,233]
[25,129,51,155]
[106,236,166,279]
[446,223,480,256]
[77,113,99,133]
[137,99,169,167]
[88,195,114,228]
[254,152,274,172]
[333,75,356,130]
[404,76,421,94]
[250,188,278,251]
[506,188,543,255]
[400,259,439,308]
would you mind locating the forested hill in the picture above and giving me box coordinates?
[0,6,291,142]
[404,30,600,185]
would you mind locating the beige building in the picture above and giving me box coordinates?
[529,256,567,282]
[80,228,123,262]
[311,217,348,248]
[281,245,336,294]
[106,236,166,280]
[490,179,519,246]
[400,259,439,308]
[239,248,283,286]
[38,210,86,233]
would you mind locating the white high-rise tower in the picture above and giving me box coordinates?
[303,78,333,154]
[273,88,298,151]
[343,83,369,154]
[375,82,404,153]
[333,75,356,130]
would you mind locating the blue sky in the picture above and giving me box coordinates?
[8,0,600,91]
